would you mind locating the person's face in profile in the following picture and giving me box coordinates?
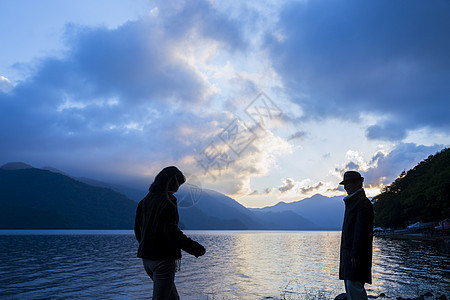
[168,176,181,193]
[344,180,362,195]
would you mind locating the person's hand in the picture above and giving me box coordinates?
[194,244,206,258]
[351,257,360,267]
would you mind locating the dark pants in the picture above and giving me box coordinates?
[143,259,180,300]
[344,280,367,300]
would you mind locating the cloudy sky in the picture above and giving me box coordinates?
[1,0,449,208]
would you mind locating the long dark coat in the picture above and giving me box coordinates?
[134,166,204,260]
[339,189,374,284]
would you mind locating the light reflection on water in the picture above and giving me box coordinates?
[0,230,448,299]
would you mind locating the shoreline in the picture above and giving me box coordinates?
[374,231,450,242]
[374,231,450,254]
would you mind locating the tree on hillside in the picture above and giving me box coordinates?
[372,148,450,229]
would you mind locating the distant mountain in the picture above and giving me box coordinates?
[75,177,146,202]
[0,168,137,229]
[178,205,249,230]
[174,188,314,229]
[253,194,345,230]
[252,210,317,230]
[1,162,34,170]
[39,166,146,201]
[40,166,70,176]
[0,162,337,230]
[181,188,264,229]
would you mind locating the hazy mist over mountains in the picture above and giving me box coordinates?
[0,162,344,230]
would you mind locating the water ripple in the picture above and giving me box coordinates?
[0,231,448,299]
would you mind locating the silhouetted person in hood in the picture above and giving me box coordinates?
[134,166,205,299]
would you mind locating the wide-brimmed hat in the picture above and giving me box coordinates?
[339,171,364,185]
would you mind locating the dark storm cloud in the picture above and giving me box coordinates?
[249,188,272,196]
[64,23,206,104]
[299,182,324,194]
[332,143,444,188]
[266,0,450,140]
[0,1,247,176]
[278,178,295,193]
[288,130,307,141]
[366,121,408,142]
[345,162,360,171]
[157,0,247,51]
[363,143,444,186]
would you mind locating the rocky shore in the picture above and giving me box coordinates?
[335,292,448,300]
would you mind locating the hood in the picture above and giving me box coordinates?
[149,166,186,193]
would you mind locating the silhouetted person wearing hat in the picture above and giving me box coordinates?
[134,166,206,299]
[339,171,374,300]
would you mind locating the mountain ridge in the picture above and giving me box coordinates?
[252,194,345,229]
[0,168,136,229]
[0,162,344,230]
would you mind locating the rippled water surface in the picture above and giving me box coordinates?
[0,230,448,299]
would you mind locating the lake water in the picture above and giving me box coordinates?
[0,230,449,299]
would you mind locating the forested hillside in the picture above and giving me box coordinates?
[0,168,137,229]
[373,148,450,229]
[0,164,323,230]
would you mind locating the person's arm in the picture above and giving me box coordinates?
[134,200,143,242]
[162,204,205,257]
[350,200,373,260]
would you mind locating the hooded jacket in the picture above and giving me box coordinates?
[339,188,374,284]
[134,166,204,260]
